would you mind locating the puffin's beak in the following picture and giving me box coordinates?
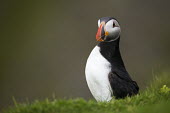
[96,23,105,41]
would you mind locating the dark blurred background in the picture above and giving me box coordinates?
[0,0,170,110]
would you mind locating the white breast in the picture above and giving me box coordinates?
[85,46,113,102]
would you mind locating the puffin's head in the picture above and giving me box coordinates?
[96,17,121,42]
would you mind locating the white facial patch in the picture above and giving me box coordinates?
[104,19,121,41]
[105,20,114,31]
[105,19,120,31]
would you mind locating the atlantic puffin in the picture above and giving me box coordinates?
[85,17,139,102]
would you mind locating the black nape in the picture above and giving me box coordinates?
[98,37,139,98]
[98,37,125,69]
[99,17,115,23]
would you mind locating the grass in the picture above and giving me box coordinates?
[2,72,170,113]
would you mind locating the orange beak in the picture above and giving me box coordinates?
[96,24,104,41]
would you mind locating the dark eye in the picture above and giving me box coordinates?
[113,22,115,27]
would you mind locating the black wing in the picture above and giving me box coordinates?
[108,71,139,99]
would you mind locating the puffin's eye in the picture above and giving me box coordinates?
[113,22,115,27]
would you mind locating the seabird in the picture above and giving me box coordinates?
[85,17,139,102]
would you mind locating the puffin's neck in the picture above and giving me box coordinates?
[98,37,126,70]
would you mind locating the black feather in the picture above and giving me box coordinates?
[99,17,117,23]
[98,37,139,99]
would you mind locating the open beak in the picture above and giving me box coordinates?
[96,23,105,41]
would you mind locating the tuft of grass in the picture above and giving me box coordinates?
[2,72,170,113]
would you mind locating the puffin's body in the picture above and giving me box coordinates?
[85,17,139,102]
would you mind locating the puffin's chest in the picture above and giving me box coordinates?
[85,46,111,80]
[85,46,112,101]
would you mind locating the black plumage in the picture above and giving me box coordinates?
[98,37,139,99]
[100,17,116,23]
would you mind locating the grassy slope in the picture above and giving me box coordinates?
[3,72,170,113]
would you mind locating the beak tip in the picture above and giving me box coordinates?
[96,37,104,42]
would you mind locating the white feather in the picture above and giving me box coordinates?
[85,46,113,102]
[98,19,100,27]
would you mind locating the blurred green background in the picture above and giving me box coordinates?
[0,0,170,109]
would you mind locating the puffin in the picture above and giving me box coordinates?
[85,17,139,102]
